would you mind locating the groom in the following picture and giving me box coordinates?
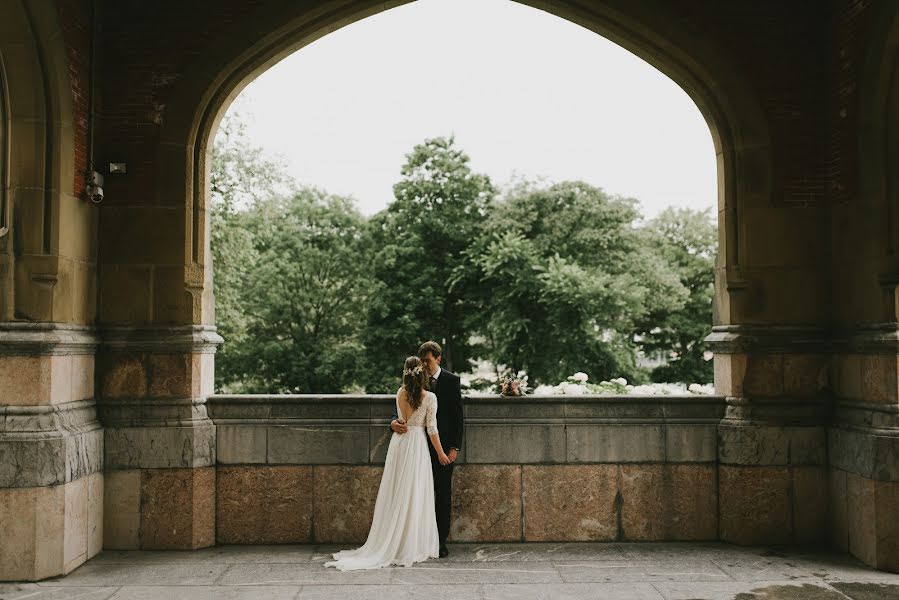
[390,340,464,558]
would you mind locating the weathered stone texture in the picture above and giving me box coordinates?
[312,466,382,543]
[217,466,313,544]
[522,465,617,542]
[619,464,717,541]
[792,466,827,544]
[450,465,521,542]
[139,467,215,549]
[103,469,141,550]
[719,465,792,545]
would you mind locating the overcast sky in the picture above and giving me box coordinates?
[228,0,716,219]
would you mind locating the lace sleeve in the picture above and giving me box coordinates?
[426,393,438,435]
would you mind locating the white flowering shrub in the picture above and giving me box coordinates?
[463,370,715,396]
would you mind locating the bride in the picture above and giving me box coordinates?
[324,356,451,570]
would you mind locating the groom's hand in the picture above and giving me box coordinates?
[390,419,408,434]
[447,448,458,463]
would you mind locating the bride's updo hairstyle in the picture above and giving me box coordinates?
[402,356,428,410]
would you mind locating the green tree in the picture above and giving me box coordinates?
[241,190,372,393]
[361,137,495,390]
[636,207,716,384]
[210,110,295,392]
[465,181,687,385]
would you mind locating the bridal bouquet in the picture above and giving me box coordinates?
[499,372,528,396]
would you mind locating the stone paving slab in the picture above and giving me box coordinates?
[7,543,899,600]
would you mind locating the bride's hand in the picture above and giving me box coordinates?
[438,452,450,466]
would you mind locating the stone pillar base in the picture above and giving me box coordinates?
[104,467,215,550]
[0,473,102,581]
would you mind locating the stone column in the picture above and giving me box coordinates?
[0,324,103,580]
[708,327,830,546]
[828,325,899,572]
[97,326,220,550]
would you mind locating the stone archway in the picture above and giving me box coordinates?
[96,0,815,556]
[0,0,881,582]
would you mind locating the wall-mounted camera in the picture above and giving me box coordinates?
[85,170,104,204]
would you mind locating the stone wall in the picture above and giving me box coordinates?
[207,394,728,545]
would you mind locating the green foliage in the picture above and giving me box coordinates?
[360,137,495,391]
[211,112,718,392]
[211,112,370,393]
[240,191,372,393]
[463,181,687,385]
[635,207,717,384]
[211,110,295,392]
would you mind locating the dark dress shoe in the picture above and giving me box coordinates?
[439,545,449,558]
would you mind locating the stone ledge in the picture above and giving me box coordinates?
[0,400,103,487]
[718,423,826,466]
[707,322,899,355]
[0,323,98,356]
[98,326,223,353]
[104,423,215,469]
[829,427,899,482]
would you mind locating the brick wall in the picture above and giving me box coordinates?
[827,0,873,206]
[55,0,92,199]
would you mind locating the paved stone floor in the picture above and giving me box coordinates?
[4,543,899,599]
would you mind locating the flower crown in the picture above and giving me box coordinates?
[403,365,423,376]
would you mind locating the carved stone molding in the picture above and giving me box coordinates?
[0,399,103,487]
[98,325,223,354]
[0,322,98,356]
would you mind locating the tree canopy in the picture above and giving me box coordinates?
[211,114,716,393]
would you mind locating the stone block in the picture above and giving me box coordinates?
[217,424,267,464]
[99,206,185,265]
[368,426,392,464]
[719,465,791,545]
[792,466,827,544]
[65,427,104,483]
[743,354,784,397]
[467,425,565,464]
[98,352,147,398]
[862,354,899,404]
[267,425,369,464]
[522,465,617,541]
[63,476,89,573]
[33,483,66,580]
[312,466,382,543]
[450,465,521,542]
[619,464,717,541]
[104,424,215,469]
[153,266,194,325]
[217,466,313,544]
[833,354,863,401]
[103,469,141,549]
[87,472,103,557]
[71,354,95,402]
[98,265,152,325]
[847,471,876,566]
[147,353,193,398]
[140,467,215,549]
[714,353,747,397]
[719,424,825,466]
[0,478,104,580]
[665,424,717,462]
[0,355,49,405]
[567,424,665,463]
[828,467,849,551]
[783,354,827,397]
[874,479,899,572]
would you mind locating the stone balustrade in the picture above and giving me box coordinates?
[207,394,726,545]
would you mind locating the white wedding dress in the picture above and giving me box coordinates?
[324,390,440,570]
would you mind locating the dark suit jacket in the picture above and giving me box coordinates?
[391,369,464,451]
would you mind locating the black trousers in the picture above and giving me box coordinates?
[430,453,455,546]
